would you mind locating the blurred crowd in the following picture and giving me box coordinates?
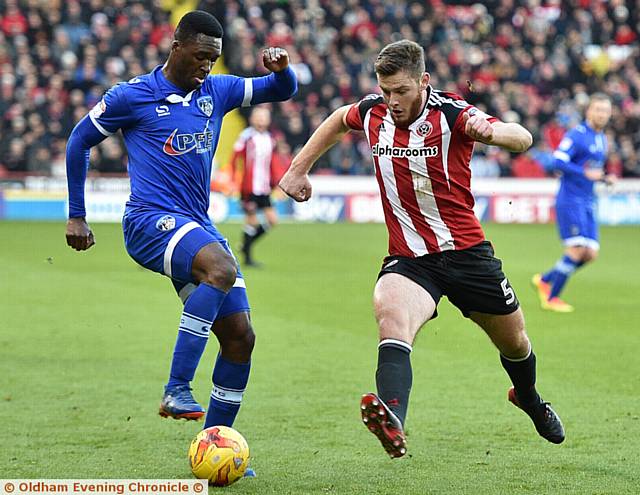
[2,0,640,178]
[0,0,173,175]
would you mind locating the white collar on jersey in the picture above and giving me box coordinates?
[166,91,195,106]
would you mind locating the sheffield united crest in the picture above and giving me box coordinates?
[197,96,213,117]
[416,121,433,137]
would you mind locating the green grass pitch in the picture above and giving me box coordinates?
[1,221,639,494]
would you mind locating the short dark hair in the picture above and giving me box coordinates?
[589,92,611,105]
[374,40,425,79]
[175,10,223,42]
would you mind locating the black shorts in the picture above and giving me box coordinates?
[378,241,519,318]
[241,193,272,212]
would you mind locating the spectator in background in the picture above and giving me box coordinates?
[1,0,640,177]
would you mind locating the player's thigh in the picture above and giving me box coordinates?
[557,203,597,249]
[241,194,258,215]
[123,211,242,291]
[123,211,218,280]
[583,207,600,253]
[374,273,437,343]
[444,241,520,318]
[469,308,530,358]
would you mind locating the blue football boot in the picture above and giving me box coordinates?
[159,385,205,420]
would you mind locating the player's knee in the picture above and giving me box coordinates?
[198,256,237,291]
[566,246,585,262]
[584,249,598,263]
[376,312,409,340]
[501,331,530,359]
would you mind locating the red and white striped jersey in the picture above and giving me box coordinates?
[345,87,498,257]
[230,127,276,196]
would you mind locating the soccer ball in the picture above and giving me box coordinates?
[188,426,250,486]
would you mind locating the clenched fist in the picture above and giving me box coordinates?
[462,111,494,144]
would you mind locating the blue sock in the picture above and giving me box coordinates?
[204,354,251,428]
[541,268,556,284]
[548,255,581,299]
[166,283,227,389]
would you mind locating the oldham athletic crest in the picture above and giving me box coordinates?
[156,215,176,231]
[197,96,213,117]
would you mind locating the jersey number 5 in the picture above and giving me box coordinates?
[501,279,516,305]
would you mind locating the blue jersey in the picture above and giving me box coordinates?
[67,65,297,222]
[552,121,608,204]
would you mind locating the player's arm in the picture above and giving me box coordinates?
[65,116,108,251]
[66,85,133,251]
[248,48,298,105]
[550,131,604,181]
[463,113,533,153]
[279,105,351,202]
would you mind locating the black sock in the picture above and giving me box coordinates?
[253,223,267,242]
[500,348,541,406]
[376,340,412,426]
[242,225,257,254]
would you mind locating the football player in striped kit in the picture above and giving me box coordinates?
[230,106,280,267]
[280,40,564,457]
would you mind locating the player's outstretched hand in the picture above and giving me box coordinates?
[279,170,312,202]
[262,47,289,73]
[585,169,605,182]
[462,111,494,144]
[65,217,95,251]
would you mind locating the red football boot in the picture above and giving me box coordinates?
[360,393,407,458]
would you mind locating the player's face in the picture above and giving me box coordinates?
[586,99,612,131]
[250,108,271,131]
[377,70,429,127]
[173,34,222,91]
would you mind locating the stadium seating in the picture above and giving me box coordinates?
[1,0,639,177]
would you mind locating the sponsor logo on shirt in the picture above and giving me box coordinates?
[155,105,170,117]
[372,143,439,158]
[163,128,214,155]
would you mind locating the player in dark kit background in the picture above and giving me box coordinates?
[65,11,297,438]
[280,40,565,458]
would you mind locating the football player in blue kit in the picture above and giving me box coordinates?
[533,93,615,312]
[65,11,297,429]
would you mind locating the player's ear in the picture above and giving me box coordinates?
[420,72,430,91]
